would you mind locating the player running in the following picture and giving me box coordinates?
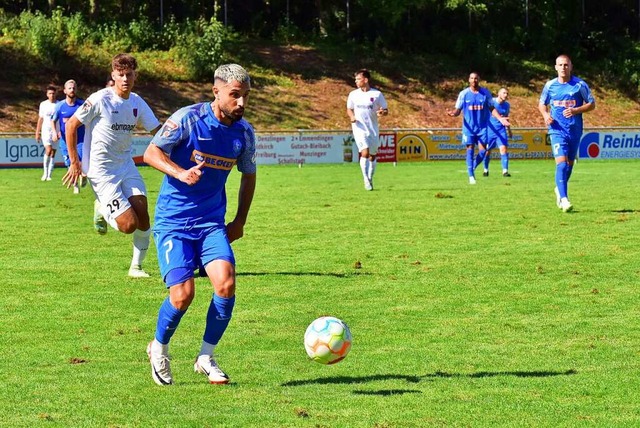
[539,54,595,212]
[63,53,161,277]
[484,87,512,177]
[347,69,388,191]
[143,64,257,386]
[36,85,58,181]
[51,80,85,194]
[447,72,510,184]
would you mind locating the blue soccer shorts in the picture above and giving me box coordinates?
[550,132,580,161]
[154,226,235,287]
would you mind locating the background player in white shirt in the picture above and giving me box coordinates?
[347,69,388,190]
[63,53,161,278]
[35,85,58,181]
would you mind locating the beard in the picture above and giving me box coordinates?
[220,105,244,123]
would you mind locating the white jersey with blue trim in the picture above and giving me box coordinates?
[151,102,257,231]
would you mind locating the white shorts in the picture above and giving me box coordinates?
[42,137,59,150]
[352,122,379,155]
[90,164,146,220]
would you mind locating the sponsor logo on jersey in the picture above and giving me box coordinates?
[552,100,577,108]
[161,119,179,137]
[111,123,136,132]
[579,131,640,159]
[191,150,237,170]
[467,105,484,111]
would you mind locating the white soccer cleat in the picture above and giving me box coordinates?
[554,187,561,208]
[93,200,107,235]
[41,173,47,181]
[560,198,573,213]
[469,176,477,185]
[146,341,173,386]
[194,354,230,384]
[364,179,373,191]
[45,177,52,181]
[128,265,150,278]
[73,186,80,194]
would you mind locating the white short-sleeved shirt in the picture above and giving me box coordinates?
[74,88,160,176]
[346,87,387,140]
[38,100,57,142]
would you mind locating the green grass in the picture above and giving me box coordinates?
[1,160,640,427]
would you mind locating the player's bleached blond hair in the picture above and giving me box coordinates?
[214,64,251,86]
[64,79,76,88]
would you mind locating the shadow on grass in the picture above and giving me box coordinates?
[237,271,371,278]
[353,389,422,396]
[281,369,577,387]
[611,209,640,213]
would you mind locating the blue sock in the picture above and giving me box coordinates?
[203,294,236,345]
[484,151,491,170]
[501,153,509,171]
[155,297,186,345]
[466,148,475,177]
[474,150,486,171]
[566,163,573,181]
[555,162,568,198]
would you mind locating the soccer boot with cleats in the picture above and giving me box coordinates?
[146,341,173,386]
[194,354,229,384]
[93,200,107,235]
[129,265,150,278]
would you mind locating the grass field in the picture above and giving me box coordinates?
[1,159,640,427]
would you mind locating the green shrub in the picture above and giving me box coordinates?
[176,17,227,80]
[18,10,66,66]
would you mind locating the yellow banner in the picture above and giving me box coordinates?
[395,130,553,162]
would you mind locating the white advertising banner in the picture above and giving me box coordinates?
[255,133,346,165]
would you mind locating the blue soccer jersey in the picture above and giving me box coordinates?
[455,87,493,137]
[539,76,594,139]
[150,102,257,231]
[487,98,510,146]
[52,99,85,142]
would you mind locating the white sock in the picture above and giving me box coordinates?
[368,159,377,181]
[48,156,55,177]
[199,341,216,357]
[132,228,151,267]
[359,157,369,182]
[43,155,49,175]
[151,338,169,356]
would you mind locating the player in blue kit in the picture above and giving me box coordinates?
[484,87,512,177]
[539,54,595,212]
[143,64,257,386]
[447,72,509,184]
[51,80,86,194]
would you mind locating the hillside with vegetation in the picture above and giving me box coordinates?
[0,3,639,133]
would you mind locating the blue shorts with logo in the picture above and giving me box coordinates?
[549,132,581,161]
[154,225,235,287]
[461,132,485,146]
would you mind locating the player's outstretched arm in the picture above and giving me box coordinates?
[62,115,83,188]
[143,143,204,185]
[226,172,256,243]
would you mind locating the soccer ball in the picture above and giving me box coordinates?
[304,316,352,364]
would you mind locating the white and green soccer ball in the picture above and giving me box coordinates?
[304,316,352,364]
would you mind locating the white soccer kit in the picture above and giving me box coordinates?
[347,87,388,154]
[74,88,160,219]
[38,100,57,147]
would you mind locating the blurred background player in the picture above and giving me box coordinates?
[447,72,509,184]
[63,53,161,277]
[539,54,595,212]
[51,79,85,194]
[484,87,512,177]
[143,63,256,386]
[346,69,388,191]
[35,85,58,181]
[105,76,115,87]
